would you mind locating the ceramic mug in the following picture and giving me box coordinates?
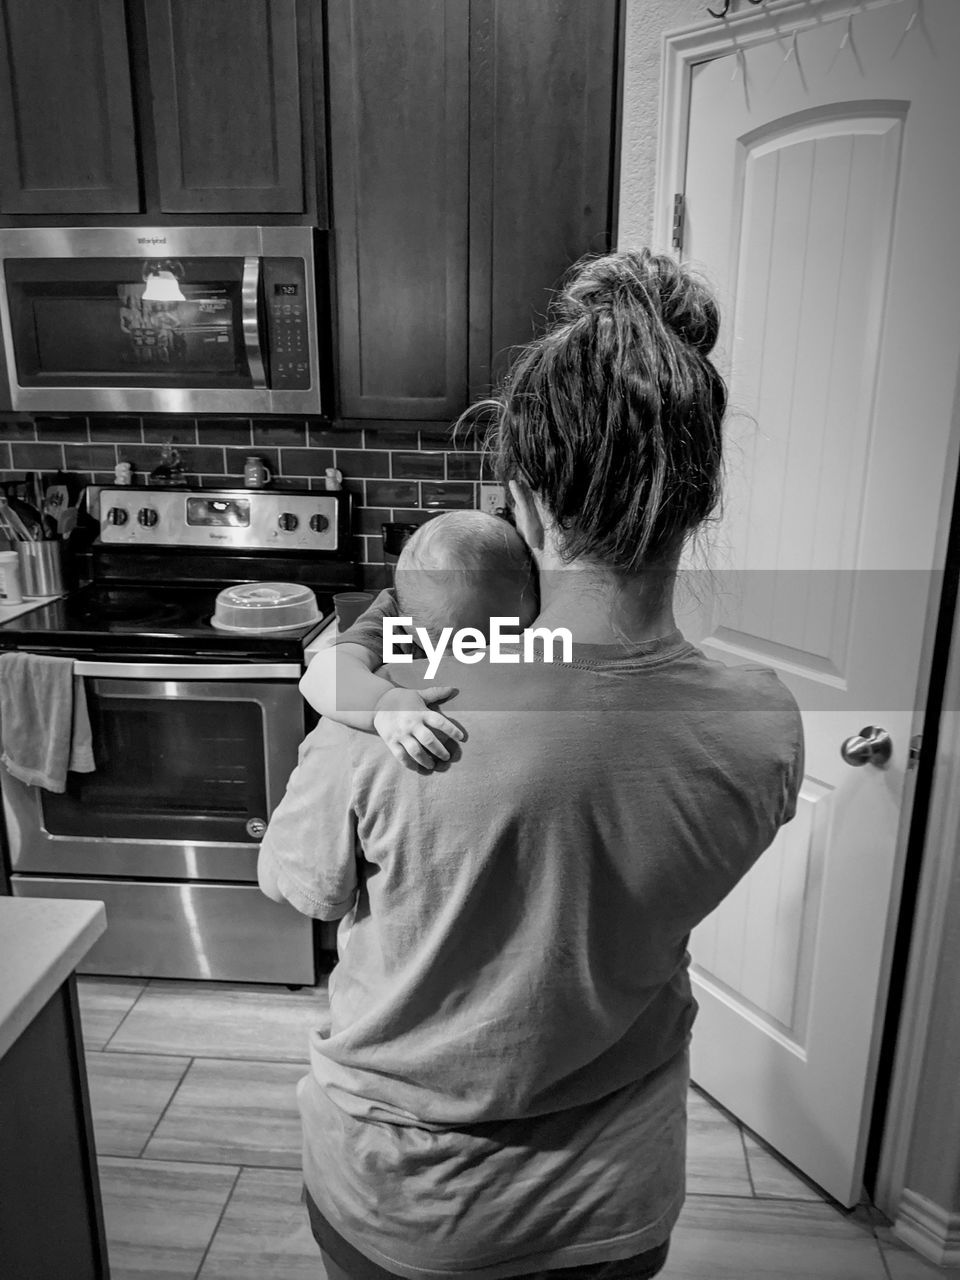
[243,455,272,488]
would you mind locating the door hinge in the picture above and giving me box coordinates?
[672,192,686,254]
[909,734,923,768]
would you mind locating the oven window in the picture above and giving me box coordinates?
[5,257,251,388]
[41,694,268,844]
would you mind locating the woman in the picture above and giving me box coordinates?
[259,249,803,1280]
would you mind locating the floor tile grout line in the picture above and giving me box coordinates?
[97,983,152,1052]
[739,1124,758,1198]
[136,1054,195,1158]
[97,1046,313,1066]
[874,1229,897,1280]
[192,1165,243,1280]
[129,1151,303,1171]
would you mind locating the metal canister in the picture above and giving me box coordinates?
[16,540,64,597]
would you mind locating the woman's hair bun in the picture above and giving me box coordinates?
[556,248,720,357]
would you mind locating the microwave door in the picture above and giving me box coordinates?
[241,255,267,389]
[1,254,256,406]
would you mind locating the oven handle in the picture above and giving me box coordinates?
[242,255,267,389]
[72,659,302,681]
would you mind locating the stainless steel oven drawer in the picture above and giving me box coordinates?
[11,876,317,984]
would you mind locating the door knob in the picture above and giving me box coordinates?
[840,726,893,767]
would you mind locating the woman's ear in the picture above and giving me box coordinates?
[509,479,545,552]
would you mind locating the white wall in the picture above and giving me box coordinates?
[618,0,751,248]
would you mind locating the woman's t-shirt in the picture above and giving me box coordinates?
[261,631,804,1279]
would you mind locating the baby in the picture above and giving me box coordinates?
[300,510,538,769]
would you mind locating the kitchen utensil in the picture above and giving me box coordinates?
[0,496,37,542]
[212,581,319,632]
[333,591,375,630]
[16,539,64,596]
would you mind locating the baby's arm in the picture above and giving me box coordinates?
[300,644,463,768]
[299,587,399,728]
[299,640,392,731]
[299,585,464,767]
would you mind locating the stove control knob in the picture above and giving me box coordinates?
[106,507,128,526]
[138,507,159,528]
[278,512,299,532]
[309,513,329,533]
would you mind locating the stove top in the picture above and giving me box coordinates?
[0,486,358,663]
[0,582,335,661]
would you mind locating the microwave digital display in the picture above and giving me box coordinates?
[274,284,299,296]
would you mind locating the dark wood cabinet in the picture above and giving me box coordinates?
[468,0,619,397]
[0,0,140,215]
[0,979,109,1280]
[0,0,325,223]
[327,0,470,421]
[327,0,621,420]
[144,0,307,214]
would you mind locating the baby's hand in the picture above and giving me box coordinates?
[372,686,463,770]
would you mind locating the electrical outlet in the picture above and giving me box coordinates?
[479,483,506,516]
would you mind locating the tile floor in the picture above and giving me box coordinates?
[77,975,958,1280]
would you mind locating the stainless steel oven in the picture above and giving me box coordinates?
[5,659,312,981]
[0,487,358,983]
[0,225,325,415]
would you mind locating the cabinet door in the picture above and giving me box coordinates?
[469,0,619,396]
[0,0,140,215]
[327,0,470,420]
[145,0,305,214]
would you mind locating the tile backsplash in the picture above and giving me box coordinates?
[0,415,492,589]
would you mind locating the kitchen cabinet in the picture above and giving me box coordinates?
[0,898,109,1280]
[0,0,325,223]
[0,0,139,215]
[143,0,309,214]
[327,0,621,420]
[326,0,470,422]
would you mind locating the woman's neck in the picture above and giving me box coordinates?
[533,558,678,646]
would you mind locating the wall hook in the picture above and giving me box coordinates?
[707,0,730,18]
[731,46,745,80]
[839,15,853,49]
[783,29,798,62]
[904,1,919,35]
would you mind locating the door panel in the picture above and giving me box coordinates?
[326,0,469,420]
[0,0,139,214]
[677,0,960,1204]
[144,0,305,214]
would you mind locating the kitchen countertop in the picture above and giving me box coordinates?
[0,594,61,623]
[0,897,106,1061]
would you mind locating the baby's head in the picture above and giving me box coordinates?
[395,511,537,640]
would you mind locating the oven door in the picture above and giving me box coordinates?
[2,659,303,881]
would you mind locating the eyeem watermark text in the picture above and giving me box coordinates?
[384,617,573,679]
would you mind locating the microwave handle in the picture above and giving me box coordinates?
[242,256,267,388]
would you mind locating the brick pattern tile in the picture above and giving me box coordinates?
[0,413,491,587]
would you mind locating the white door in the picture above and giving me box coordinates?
[674,0,960,1205]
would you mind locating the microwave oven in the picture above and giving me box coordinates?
[0,225,325,415]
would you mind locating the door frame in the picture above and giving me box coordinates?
[650,0,960,1225]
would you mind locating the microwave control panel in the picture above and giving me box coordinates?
[262,257,311,390]
[99,489,341,552]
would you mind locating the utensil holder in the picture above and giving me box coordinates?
[17,540,64,597]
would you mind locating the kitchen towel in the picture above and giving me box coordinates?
[0,651,95,792]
